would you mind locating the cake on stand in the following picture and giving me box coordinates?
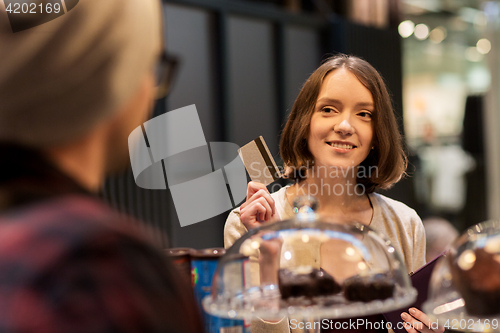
[204,197,418,333]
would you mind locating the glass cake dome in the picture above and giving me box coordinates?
[203,197,417,321]
[423,220,500,332]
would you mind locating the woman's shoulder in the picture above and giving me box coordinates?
[369,193,426,272]
[369,192,422,226]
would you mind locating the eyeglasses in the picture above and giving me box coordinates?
[155,51,178,99]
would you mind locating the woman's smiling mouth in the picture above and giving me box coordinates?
[326,141,357,150]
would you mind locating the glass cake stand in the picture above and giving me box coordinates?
[203,197,417,332]
[423,220,500,333]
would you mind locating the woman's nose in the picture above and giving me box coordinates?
[334,118,354,135]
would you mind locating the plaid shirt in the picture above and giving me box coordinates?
[0,144,203,333]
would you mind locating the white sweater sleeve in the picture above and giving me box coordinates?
[224,208,248,249]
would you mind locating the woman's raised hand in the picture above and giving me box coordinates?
[240,181,277,230]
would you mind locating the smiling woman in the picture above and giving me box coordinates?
[224,54,430,333]
[280,54,406,192]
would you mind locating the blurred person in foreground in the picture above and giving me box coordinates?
[0,1,202,332]
[423,217,459,262]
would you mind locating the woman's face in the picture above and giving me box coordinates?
[307,68,374,171]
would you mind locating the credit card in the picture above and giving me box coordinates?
[238,136,282,186]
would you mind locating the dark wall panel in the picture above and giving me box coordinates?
[165,4,218,142]
[163,4,226,249]
[283,25,321,119]
[227,16,279,157]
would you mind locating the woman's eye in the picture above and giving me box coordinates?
[358,111,372,119]
[321,107,335,113]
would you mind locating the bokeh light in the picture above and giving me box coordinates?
[429,26,447,44]
[414,23,430,40]
[477,38,491,54]
[465,47,484,62]
[398,20,415,38]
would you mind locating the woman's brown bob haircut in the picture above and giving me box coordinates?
[280,54,407,193]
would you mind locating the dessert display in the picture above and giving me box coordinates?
[203,197,417,321]
[343,273,396,302]
[450,243,500,316]
[278,266,341,299]
[423,220,500,332]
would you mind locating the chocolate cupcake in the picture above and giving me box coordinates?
[343,273,395,302]
[278,266,341,299]
[450,247,500,316]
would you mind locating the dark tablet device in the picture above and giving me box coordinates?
[382,254,444,333]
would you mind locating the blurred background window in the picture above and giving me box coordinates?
[399,0,499,231]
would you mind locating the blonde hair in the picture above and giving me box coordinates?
[0,0,162,147]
